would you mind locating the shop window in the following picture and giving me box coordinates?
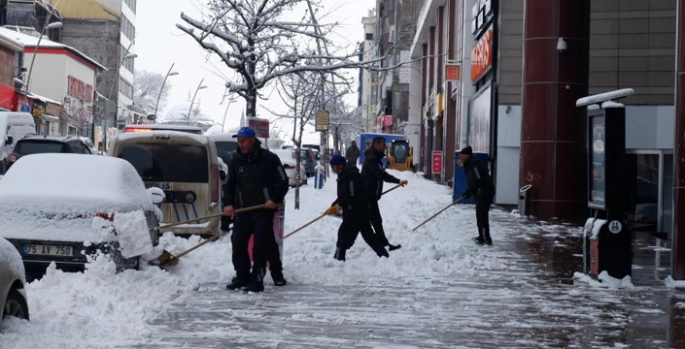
[662,154,673,238]
[626,153,660,228]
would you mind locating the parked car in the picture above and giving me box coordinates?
[272,149,307,187]
[6,135,94,171]
[0,112,36,174]
[0,237,29,324]
[0,154,163,277]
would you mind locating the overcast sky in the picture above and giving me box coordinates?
[134,0,371,143]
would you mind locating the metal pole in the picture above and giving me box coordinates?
[154,63,175,117]
[187,77,205,124]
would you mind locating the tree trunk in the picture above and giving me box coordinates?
[293,97,300,210]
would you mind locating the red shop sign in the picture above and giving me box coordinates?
[432,151,443,174]
[470,28,493,82]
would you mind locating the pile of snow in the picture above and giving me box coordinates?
[573,271,635,289]
[0,237,25,284]
[664,276,685,289]
[112,210,154,258]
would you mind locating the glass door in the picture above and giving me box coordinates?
[662,153,673,239]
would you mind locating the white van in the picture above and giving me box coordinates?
[0,112,36,174]
[108,131,222,237]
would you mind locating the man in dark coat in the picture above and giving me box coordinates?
[223,127,290,293]
[345,141,361,165]
[458,146,496,245]
[361,137,408,251]
[326,155,389,261]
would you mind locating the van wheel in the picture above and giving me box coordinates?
[3,289,29,320]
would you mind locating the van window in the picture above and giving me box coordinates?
[14,140,66,154]
[215,141,238,165]
[118,143,209,182]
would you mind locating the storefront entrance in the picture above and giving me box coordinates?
[625,150,673,240]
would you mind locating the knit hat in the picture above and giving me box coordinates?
[329,155,346,166]
[459,146,473,156]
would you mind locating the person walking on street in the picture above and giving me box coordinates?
[223,127,290,293]
[361,136,408,251]
[326,155,389,261]
[458,146,495,246]
[345,141,361,166]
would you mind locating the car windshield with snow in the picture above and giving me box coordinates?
[6,135,94,171]
[109,131,221,237]
[0,154,162,277]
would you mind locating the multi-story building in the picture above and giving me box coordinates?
[409,0,685,280]
[0,0,63,42]
[53,0,137,136]
[359,11,377,133]
[370,0,422,135]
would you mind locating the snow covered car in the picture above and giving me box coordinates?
[272,149,307,187]
[0,154,163,275]
[0,237,29,324]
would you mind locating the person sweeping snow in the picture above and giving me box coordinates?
[326,155,389,261]
[457,146,495,246]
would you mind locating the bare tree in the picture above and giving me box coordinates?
[133,70,172,114]
[268,126,286,149]
[176,0,375,119]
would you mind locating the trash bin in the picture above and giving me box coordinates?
[518,184,532,216]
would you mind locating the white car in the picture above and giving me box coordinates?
[1,237,29,324]
[0,153,164,276]
[272,149,307,187]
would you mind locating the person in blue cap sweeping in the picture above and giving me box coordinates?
[223,127,290,292]
[325,155,389,261]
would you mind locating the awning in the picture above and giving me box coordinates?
[41,114,59,123]
[28,93,61,105]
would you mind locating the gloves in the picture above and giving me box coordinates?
[325,204,341,215]
[462,190,472,198]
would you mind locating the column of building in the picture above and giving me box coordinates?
[519,0,591,221]
[672,0,685,280]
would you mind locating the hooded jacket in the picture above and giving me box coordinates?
[463,157,495,200]
[223,145,289,209]
[361,147,400,201]
[332,164,369,219]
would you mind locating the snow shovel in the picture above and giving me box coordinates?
[411,196,466,233]
[283,184,403,240]
[152,204,267,268]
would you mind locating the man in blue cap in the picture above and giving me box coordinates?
[326,155,389,261]
[223,126,290,292]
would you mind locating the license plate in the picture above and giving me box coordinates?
[23,244,74,257]
[146,182,172,190]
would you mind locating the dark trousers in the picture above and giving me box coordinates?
[367,199,390,246]
[337,216,385,256]
[475,194,493,239]
[231,209,281,284]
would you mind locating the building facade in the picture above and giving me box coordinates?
[359,12,377,132]
[54,0,137,134]
[0,27,105,136]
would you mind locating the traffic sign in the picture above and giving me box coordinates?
[20,104,31,113]
[432,151,443,175]
[315,110,329,132]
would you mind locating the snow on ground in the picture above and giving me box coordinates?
[0,170,630,347]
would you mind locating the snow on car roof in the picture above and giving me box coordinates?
[115,130,211,145]
[0,237,25,285]
[0,153,153,214]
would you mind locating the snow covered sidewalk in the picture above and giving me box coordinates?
[1,171,684,348]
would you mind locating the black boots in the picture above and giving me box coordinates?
[387,243,402,251]
[226,277,249,290]
[474,228,492,246]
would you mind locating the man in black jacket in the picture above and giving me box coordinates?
[361,137,408,251]
[326,155,389,261]
[458,146,496,245]
[223,127,290,293]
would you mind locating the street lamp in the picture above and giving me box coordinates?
[153,63,179,117]
[187,78,207,123]
[25,21,63,93]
